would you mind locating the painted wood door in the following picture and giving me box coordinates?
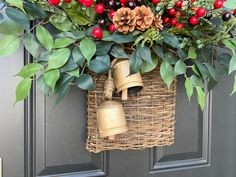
[0,47,236,177]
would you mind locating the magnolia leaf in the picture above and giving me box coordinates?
[23,33,41,58]
[141,53,158,73]
[228,56,236,74]
[174,60,186,75]
[15,78,32,104]
[5,7,30,30]
[88,55,110,74]
[47,48,70,70]
[184,78,193,101]
[0,35,20,57]
[76,74,95,90]
[196,86,205,111]
[36,26,53,52]
[80,38,96,62]
[130,50,142,74]
[160,61,175,89]
[6,0,24,11]
[24,2,47,18]
[188,45,197,59]
[44,69,60,92]
[72,47,86,67]
[49,15,73,32]
[110,44,128,58]
[230,75,236,95]
[53,38,75,48]
[16,63,43,78]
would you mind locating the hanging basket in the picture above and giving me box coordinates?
[86,67,176,153]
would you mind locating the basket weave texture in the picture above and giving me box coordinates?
[86,68,176,153]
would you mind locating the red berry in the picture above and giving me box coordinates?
[168,8,176,16]
[92,27,103,39]
[176,23,184,29]
[109,10,116,19]
[82,0,93,7]
[163,17,170,24]
[196,7,206,17]
[64,0,71,3]
[95,4,105,14]
[48,0,60,5]
[189,16,199,25]
[109,24,116,32]
[175,1,182,8]
[175,11,183,18]
[119,0,127,3]
[152,0,160,5]
[214,0,224,9]
[170,18,178,25]
[233,9,236,15]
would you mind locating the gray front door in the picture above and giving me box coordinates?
[0,47,236,177]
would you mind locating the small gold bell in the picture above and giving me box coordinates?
[112,59,143,100]
[97,100,128,139]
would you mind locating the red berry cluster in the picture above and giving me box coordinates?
[48,0,72,6]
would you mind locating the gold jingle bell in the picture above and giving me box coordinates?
[112,59,143,100]
[97,100,128,139]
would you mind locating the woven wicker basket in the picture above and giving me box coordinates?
[86,68,176,153]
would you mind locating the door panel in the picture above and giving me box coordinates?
[0,49,236,177]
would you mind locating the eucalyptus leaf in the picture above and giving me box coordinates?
[36,26,53,52]
[44,69,60,92]
[184,78,193,101]
[0,35,20,57]
[72,47,86,67]
[5,7,29,30]
[23,33,41,58]
[16,63,43,78]
[80,38,96,62]
[110,44,128,58]
[160,61,175,89]
[76,74,95,90]
[15,78,32,104]
[47,48,71,70]
[88,55,110,74]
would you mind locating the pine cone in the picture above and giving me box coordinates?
[153,14,163,31]
[113,7,136,34]
[134,5,154,31]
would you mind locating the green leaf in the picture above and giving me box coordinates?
[110,44,128,58]
[0,19,23,35]
[36,26,53,52]
[160,61,175,89]
[88,55,110,74]
[0,35,20,57]
[23,33,41,58]
[96,42,113,56]
[66,10,90,26]
[228,56,236,74]
[16,63,43,78]
[49,15,73,32]
[230,75,236,95]
[15,78,32,104]
[72,47,86,67]
[196,86,205,111]
[141,53,158,73]
[67,67,80,77]
[174,60,186,75]
[188,46,197,59]
[164,51,178,64]
[103,33,135,43]
[60,57,78,72]
[53,38,75,48]
[24,2,47,18]
[80,38,96,62]
[5,7,30,30]
[185,78,193,101]
[44,69,60,92]
[190,75,204,88]
[47,48,71,70]
[137,45,152,64]
[76,74,95,90]
[177,48,188,59]
[130,50,142,74]
[6,0,24,11]
[37,75,51,96]
[162,32,180,49]
[57,31,86,40]
[222,39,236,53]
[205,63,218,81]
[152,44,164,59]
[224,0,236,9]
